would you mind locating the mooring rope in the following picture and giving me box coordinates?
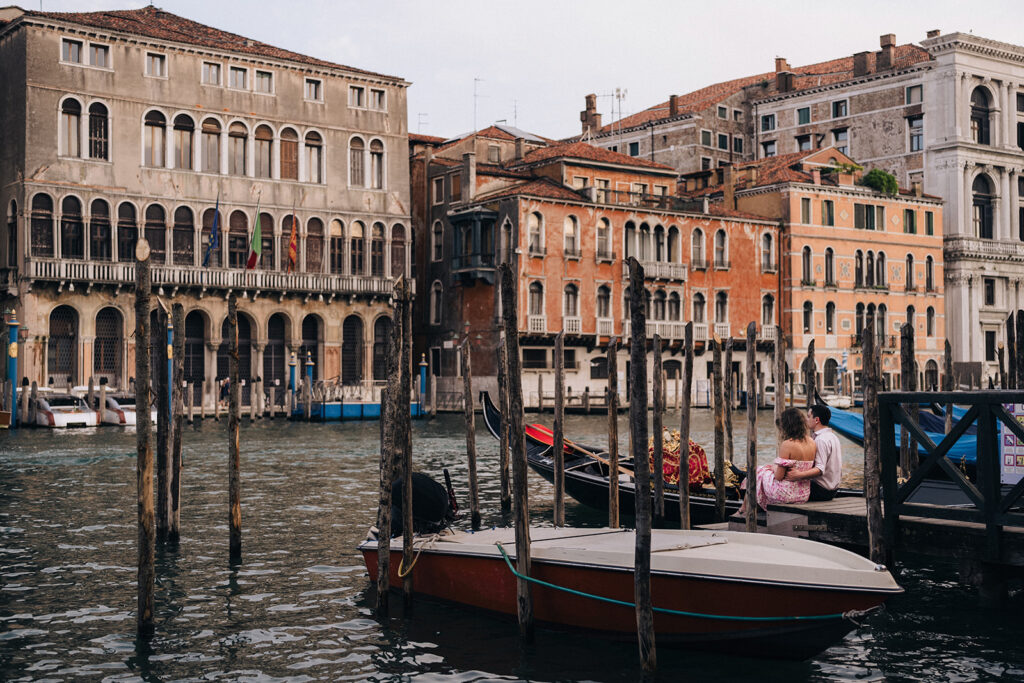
[397,533,442,578]
[494,542,853,622]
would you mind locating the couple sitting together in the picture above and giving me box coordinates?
[736,404,842,515]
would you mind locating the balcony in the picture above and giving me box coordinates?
[851,333,897,349]
[451,253,495,271]
[759,325,777,341]
[761,261,778,274]
[620,319,687,341]
[582,187,699,212]
[691,258,708,271]
[564,316,581,334]
[528,245,546,258]
[595,249,615,264]
[945,235,1024,262]
[714,322,731,339]
[597,318,614,336]
[714,259,731,270]
[23,258,402,296]
[564,247,581,260]
[528,315,546,333]
[800,278,817,287]
[693,323,709,342]
[622,260,688,281]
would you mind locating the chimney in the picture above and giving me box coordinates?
[811,169,821,185]
[669,94,679,117]
[926,29,940,39]
[723,163,735,209]
[580,93,602,135]
[702,196,710,214]
[463,152,476,201]
[514,137,525,161]
[774,57,790,73]
[877,33,896,70]
[853,51,870,77]
[912,181,923,197]
[776,71,794,93]
[746,167,759,184]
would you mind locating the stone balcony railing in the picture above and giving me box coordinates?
[563,316,581,334]
[944,236,1024,262]
[620,320,688,340]
[527,315,546,333]
[23,258,404,296]
[622,260,688,281]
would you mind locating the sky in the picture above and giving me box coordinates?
[34,0,1024,140]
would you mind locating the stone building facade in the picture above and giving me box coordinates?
[0,6,410,404]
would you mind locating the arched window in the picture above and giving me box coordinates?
[430,281,443,325]
[826,301,835,334]
[117,202,137,263]
[643,288,652,319]
[654,225,665,262]
[349,137,365,186]
[228,122,247,175]
[528,281,544,316]
[693,292,706,323]
[652,289,666,320]
[201,118,221,173]
[300,315,322,380]
[329,219,345,274]
[370,222,385,276]
[202,208,221,267]
[391,224,406,277]
[597,285,611,319]
[624,221,636,259]
[527,212,543,253]
[876,252,886,287]
[280,128,299,180]
[431,221,443,261]
[639,223,651,261]
[927,306,936,337]
[866,251,875,287]
[306,217,324,272]
[970,86,993,145]
[906,253,914,290]
[264,313,289,391]
[803,301,813,333]
[762,233,774,271]
[48,305,79,385]
[369,139,384,189]
[668,292,681,321]
[145,205,167,263]
[60,196,84,259]
[61,98,82,157]
[925,359,939,390]
[597,218,611,259]
[7,200,17,267]
[824,358,839,390]
[825,247,835,285]
[258,212,274,270]
[228,210,247,268]
[856,303,865,338]
[255,124,273,178]
[667,226,679,262]
[802,246,812,283]
[762,294,774,326]
[88,102,108,160]
[877,304,888,341]
[564,215,579,255]
[306,132,324,184]
[349,220,364,274]
[94,307,122,386]
[715,291,728,322]
[173,114,194,170]
[341,315,364,385]
[973,174,995,239]
[855,250,864,287]
[172,206,194,265]
[89,199,111,261]
[144,110,166,167]
[564,284,579,318]
[926,255,934,291]
[31,194,54,257]
[691,228,704,266]
[280,214,298,271]
[372,316,393,381]
[714,229,727,268]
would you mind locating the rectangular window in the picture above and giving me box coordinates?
[733,137,743,154]
[717,105,728,119]
[255,70,274,94]
[926,211,934,236]
[733,109,743,121]
[432,177,444,205]
[349,85,365,107]
[523,349,547,370]
[145,53,165,77]
[653,185,668,196]
[904,209,917,234]
[797,107,810,125]
[305,78,323,101]
[761,114,775,132]
[762,140,776,157]
[832,100,848,118]
[984,278,996,306]
[985,330,997,362]
[876,206,885,230]
[833,128,848,155]
[628,141,639,156]
[632,183,648,196]
[595,178,609,203]
[701,156,712,170]
[822,200,835,226]
[202,62,221,85]
[370,88,386,110]
[1018,93,1024,112]
[62,38,83,64]
[90,44,109,68]
[451,173,462,201]
[801,197,811,224]
[572,176,587,189]
[1017,121,1024,150]
[796,134,812,152]
[488,145,501,163]
[909,115,924,152]
[906,85,923,104]
[854,203,877,230]
[700,130,712,146]
[229,66,247,89]
[717,133,729,150]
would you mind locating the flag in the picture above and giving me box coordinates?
[287,212,298,273]
[201,191,220,267]
[246,200,262,270]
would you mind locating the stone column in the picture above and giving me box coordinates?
[969,275,980,363]
[205,341,218,407]
[1000,168,1012,241]
[1010,169,1020,242]
[253,342,265,408]
[961,73,972,139]
[964,162,974,237]
[220,130,229,175]
[272,135,281,181]
[1005,82,1015,149]
[987,79,1002,147]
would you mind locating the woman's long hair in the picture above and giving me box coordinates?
[779,407,809,442]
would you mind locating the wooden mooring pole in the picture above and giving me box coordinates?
[607,337,620,529]
[724,337,734,468]
[169,303,184,543]
[1016,310,1024,390]
[944,340,954,434]
[1006,313,1017,390]
[745,322,757,533]
[227,294,242,563]
[627,258,656,673]
[805,339,816,408]
[679,323,693,530]
[400,281,414,607]
[863,315,887,565]
[553,331,565,527]
[712,336,726,522]
[155,307,170,541]
[461,337,480,529]
[499,263,533,641]
[498,331,511,512]
[998,344,1006,389]
[899,323,917,478]
[775,325,785,429]
[652,335,665,521]
[134,239,155,636]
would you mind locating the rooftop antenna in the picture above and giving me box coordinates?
[473,77,487,132]
[614,88,628,149]
[513,99,518,128]
[417,113,428,133]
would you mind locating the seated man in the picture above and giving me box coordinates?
[784,404,842,501]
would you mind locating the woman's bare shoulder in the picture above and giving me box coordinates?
[781,437,816,460]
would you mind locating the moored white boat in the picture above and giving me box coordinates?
[99,394,157,426]
[360,526,901,659]
[33,393,98,428]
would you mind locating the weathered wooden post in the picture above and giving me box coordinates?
[583,386,590,413]
[249,378,258,422]
[775,325,785,429]
[998,344,1006,389]
[21,379,30,426]
[537,373,544,413]
[679,323,693,529]
[87,376,95,412]
[187,381,195,424]
[607,337,620,528]
[863,315,886,565]
[134,239,155,636]
[944,339,954,434]
[652,334,665,522]
[400,279,415,608]
[170,303,184,543]
[744,322,758,532]
[899,323,918,477]
[199,380,206,421]
[429,370,437,417]
[724,337,734,468]
[460,337,480,529]
[98,380,107,424]
[499,263,533,641]
[712,336,726,522]
[28,381,37,424]
[227,294,242,563]
[1006,313,1016,390]
[627,258,656,672]
[552,331,565,526]
[1016,310,1024,391]
[498,331,511,512]
[805,338,816,407]
[155,307,170,542]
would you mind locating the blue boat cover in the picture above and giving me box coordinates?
[828,405,978,465]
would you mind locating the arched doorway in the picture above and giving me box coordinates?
[218,314,252,403]
[264,313,289,394]
[342,315,364,385]
[184,310,206,405]
[372,315,392,381]
[300,314,322,381]
[94,307,123,387]
[824,358,839,391]
[48,305,79,387]
[925,359,939,391]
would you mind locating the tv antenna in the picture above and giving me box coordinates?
[417,113,429,132]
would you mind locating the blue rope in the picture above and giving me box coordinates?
[494,542,847,622]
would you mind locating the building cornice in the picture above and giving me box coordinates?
[736,181,944,206]
[923,32,1024,65]
[751,63,932,106]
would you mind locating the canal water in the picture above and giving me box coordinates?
[2,410,1022,681]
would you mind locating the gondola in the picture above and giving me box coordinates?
[481,392,741,525]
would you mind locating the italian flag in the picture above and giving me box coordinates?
[246,201,262,270]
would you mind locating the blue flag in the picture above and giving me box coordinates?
[202,192,220,267]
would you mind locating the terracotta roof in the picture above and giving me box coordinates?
[704,203,774,221]
[475,163,532,179]
[19,6,399,80]
[518,141,675,172]
[409,133,446,145]
[477,178,586,202]
[760,45,931,98]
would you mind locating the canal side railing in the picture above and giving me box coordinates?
[878,390,1024,563]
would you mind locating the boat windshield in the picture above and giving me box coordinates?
[47,397,82,407]
[114,396,136,407]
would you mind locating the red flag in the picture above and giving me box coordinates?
[287,213,298,273]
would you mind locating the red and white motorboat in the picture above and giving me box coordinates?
[360,526,902,659]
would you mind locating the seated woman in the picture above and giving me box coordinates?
[736,407,816,516]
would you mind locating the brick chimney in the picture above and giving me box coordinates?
[669,94,679,117]
[877,34,896,70]
[811,169,821,185]
[514,137,525,161]
[853,51,871,77]
[580,93,602,135]
[912,181,923,197]
[774,57,790,73]
[463,152,476,201]
[776,71,794,93]
[926,29,940,39]
[746,167,759,184]
[722,163,735,209]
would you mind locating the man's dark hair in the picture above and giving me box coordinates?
[810,403,831,426]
